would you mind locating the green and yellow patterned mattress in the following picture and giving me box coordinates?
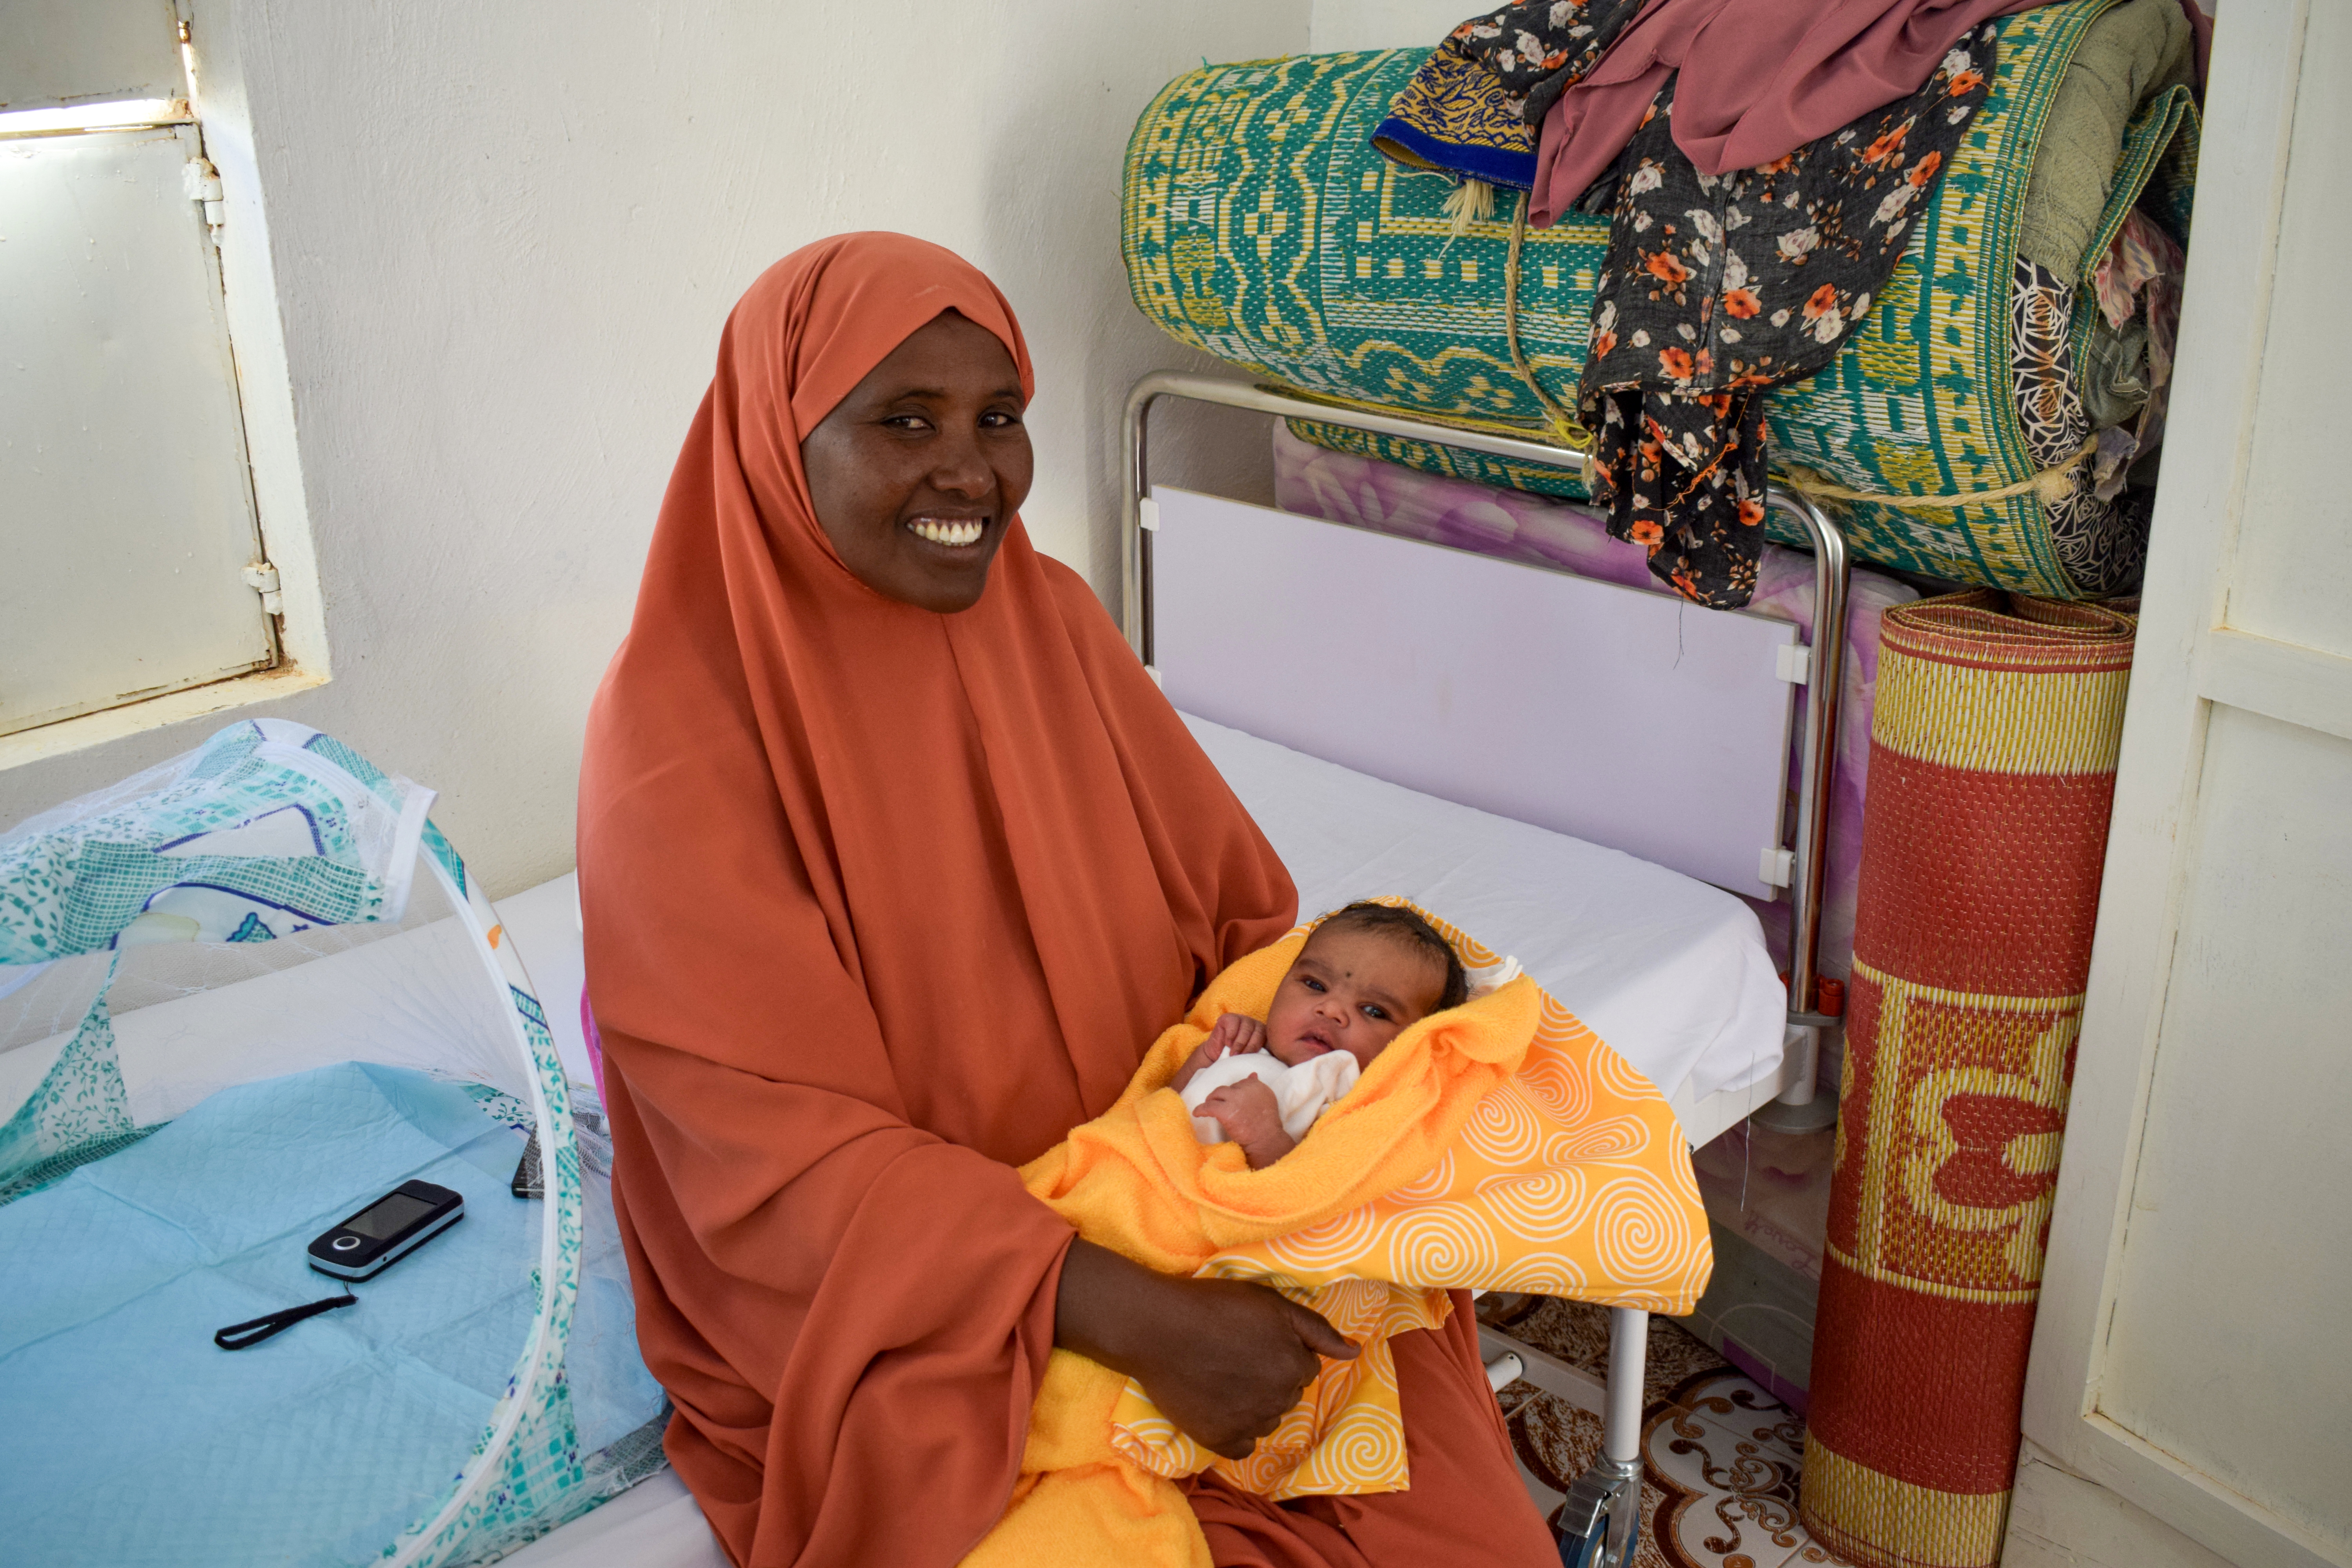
[1119,0,2196,596]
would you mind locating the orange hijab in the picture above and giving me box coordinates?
[576,233,1295,1567]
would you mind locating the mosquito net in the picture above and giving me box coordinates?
[0,719,666,1567]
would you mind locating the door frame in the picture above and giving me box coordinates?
[2023,3,2352,1565]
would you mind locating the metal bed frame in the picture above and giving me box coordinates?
[1119,371,1852,1568]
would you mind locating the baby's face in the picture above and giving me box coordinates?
[1263,926,1450,1073]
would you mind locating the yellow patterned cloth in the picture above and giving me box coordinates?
[961,906,1711,1567]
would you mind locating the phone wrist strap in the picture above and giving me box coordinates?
[214,1291,358,1351]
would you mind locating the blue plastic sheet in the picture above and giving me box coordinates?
[0,1062,654,1566]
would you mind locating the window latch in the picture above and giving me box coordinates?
[183,158,225,235]
[242,561,283,616]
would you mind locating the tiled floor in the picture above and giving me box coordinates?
[1485,1296,1856,1567]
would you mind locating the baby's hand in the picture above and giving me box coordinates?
[1171,1013,1269,1091]
[1205,1012,1268,1058]
[1200,1076,1296,1169]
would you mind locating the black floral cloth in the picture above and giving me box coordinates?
[1577,25,1999,606]
[1446,0,1648,124]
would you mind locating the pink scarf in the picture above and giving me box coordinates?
[1534,0,2049,225]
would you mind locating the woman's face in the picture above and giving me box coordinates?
[801,310,1033,613]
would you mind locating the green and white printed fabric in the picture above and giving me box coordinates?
[0,720,437,1191]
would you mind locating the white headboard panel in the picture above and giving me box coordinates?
[1150,488,1798,902]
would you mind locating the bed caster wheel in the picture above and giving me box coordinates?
[1556,1510,1639,1568]
[1554,1459,1641,1568]
[1556,1519,1639,1568]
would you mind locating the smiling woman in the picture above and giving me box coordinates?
[801,310,1034,613]
[577,232,1555,1568]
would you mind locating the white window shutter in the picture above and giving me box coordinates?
[0,0,185,115]
[0,123,276,735]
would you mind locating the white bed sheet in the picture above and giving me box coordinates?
[1182,713,1786,1112]
[488,720,1790,1127]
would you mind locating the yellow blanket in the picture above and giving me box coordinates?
[964,906,1712,1567]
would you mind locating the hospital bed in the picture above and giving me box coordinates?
[1125,373,1850,1568]
[506,374,1853,1568]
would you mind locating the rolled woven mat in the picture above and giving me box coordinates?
[1799,590,2135,1568]
[1119,7,2201,598]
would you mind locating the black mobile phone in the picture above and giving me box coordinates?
[307,1180,464,1281]
[511,1130,543,1199]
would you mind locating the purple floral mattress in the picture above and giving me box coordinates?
[1271,421,1918,987]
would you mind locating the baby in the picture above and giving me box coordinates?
[1169,902,1469,1169]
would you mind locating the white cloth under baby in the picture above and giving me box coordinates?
[1181,1048,1361,1145]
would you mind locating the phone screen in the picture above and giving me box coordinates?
[347,1191,438,1240]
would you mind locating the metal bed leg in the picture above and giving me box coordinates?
[1762,484,1850,1126]
[1554,1307,1646,1568]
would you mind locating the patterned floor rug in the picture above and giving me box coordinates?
[1486,1297,1848,1567]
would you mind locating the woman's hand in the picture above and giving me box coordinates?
[1054,1239,1358,1459]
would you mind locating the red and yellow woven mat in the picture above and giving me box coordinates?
[1800,592,2135,1568]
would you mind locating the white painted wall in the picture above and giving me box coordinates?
[0,0,1309,895]
[1310,0,1464,54]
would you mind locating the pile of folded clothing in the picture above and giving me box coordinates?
[1121,0,2201,607]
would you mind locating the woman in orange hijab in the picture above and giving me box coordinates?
[578,232,1557,1568]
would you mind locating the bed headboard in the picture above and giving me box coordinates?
[1148,486,1800,903]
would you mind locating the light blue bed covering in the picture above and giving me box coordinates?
[0,1061,663,1566]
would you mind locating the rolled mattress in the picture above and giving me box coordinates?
[1119,0,2197,598]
